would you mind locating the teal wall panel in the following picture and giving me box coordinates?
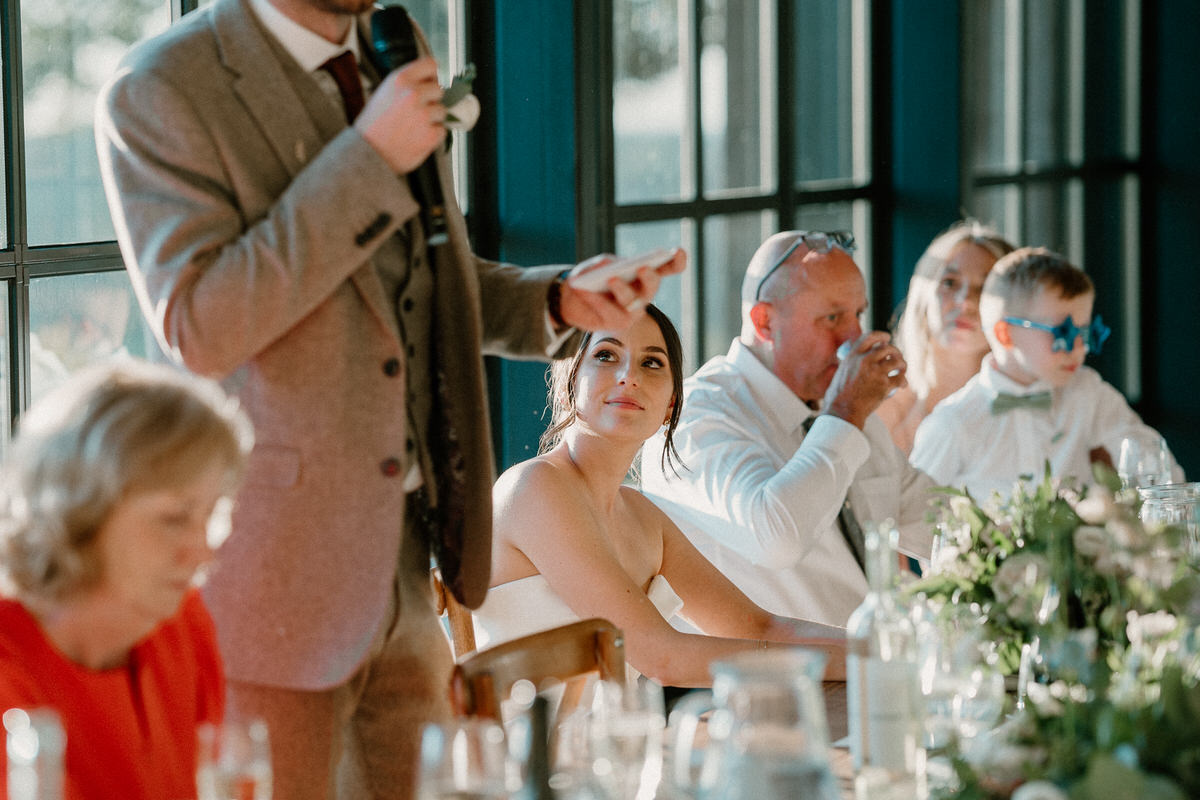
[475,0,577,472]
[889,0,962,305]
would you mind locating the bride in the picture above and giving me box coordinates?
[476,304,845,686]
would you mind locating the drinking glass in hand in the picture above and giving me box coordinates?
[1118,435,1172,490]
[196,718,272,800]
[416,719,514,800]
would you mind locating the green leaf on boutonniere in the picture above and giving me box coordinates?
[441,63,476,108]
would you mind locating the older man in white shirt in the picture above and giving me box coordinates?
[642,231,935,627]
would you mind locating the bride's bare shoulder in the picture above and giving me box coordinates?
[494,454,579,505]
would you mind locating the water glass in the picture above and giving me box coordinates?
[416,718,514,800]
[196,718,272,800]
[917,611,1004,750]
[1139,482,1200,562]
[1118,434,1173,490]
[588,680,666,800]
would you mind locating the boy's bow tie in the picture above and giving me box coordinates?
[990,390,1052,415]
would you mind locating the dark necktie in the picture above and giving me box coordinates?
[803,415,867,573]
[990,390,1052,415]
[320,50,365,123]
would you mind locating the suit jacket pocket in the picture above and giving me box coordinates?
[244,444,302,488]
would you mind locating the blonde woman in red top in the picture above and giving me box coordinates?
[0,360,252,800]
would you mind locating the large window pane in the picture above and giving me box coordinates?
[22,0,170,245]
[616,218,697,369]
[1023,3,1068,167]
[28,271,153,403]
[0,282,9,454]
[701,0,775,197]
[1087,0,1141,161]
[614,0,691,204]
[1022,179,1083,257]
[963,0,1017,173]
[793,0,870,186]
[702,210,776,361]
[969,185,1021,243]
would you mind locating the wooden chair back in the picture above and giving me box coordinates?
[449,618,626,722]
[431,568,477,658]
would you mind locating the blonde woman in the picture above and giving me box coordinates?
[878,221,1015,453]
[475,305,845,687]
[0,360,252,800]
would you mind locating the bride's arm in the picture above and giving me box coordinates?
[649,496,847,680]
[495,462,843,686]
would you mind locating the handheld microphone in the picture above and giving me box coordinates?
[367,5,450,246]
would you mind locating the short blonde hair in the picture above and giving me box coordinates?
[893,221,1014,397]
[0,359,253,602]
[979,247,1095,336]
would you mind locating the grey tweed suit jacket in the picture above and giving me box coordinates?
[96,0,565,689]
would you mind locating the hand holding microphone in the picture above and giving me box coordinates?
[359,5,449,245]
[355,57,445,174]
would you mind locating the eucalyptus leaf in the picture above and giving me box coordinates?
[441,62,476,108]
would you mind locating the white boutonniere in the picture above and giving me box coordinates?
[442,64,479,132]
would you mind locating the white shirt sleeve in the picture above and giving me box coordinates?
[650,403,871,568]
[910,405,965,488]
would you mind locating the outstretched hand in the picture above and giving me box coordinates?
[557,248,687,331]
[821,331,907,430]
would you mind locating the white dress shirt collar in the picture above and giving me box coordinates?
[727,338,816,435]
[248,0,361,72]
[977,354,1054,397]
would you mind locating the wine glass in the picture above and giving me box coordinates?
[415,718,515,800]
[196,718,272,800]
[588,679,666,800]
[1118,434,1172,490]
[918,606,1004,751]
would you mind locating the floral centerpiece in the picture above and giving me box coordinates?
[908,466,1200,799]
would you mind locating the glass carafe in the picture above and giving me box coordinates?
[1139,482,1200,563]
[668,648,838,800]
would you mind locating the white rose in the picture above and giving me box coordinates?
[445,93,481,131]
[1126,610,1179,645]
[1073,490,1117,524]
[1131,553,1177,587]
[1073,525,1109,559]
[1012,780,1069,800]
[949,495,974,519]
[1106,518,1145,550]
[992,552,1051,607]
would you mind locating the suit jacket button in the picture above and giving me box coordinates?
[380,457,402,477]
[383,357,401,377]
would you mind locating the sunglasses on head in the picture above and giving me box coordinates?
[755,230,856,302]
[1002,314,1111,354]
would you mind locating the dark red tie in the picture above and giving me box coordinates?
[320,50,364,123]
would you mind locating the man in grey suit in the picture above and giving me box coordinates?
[95,0,682,797]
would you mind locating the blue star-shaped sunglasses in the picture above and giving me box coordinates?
[1002,314,1111,354]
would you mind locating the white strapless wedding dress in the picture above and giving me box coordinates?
[473,573,684,653]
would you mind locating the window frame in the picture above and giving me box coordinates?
[576,0,891,370]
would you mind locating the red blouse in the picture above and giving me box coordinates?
[0,590,224,800]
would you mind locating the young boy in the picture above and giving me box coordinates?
[910,247,1183,499]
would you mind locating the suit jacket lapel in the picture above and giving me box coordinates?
[212,0,340,177]
[211,0,403,344]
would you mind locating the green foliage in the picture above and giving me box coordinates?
[921,468,1200,799]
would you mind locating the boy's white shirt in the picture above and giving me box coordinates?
[911,356,1184,499]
